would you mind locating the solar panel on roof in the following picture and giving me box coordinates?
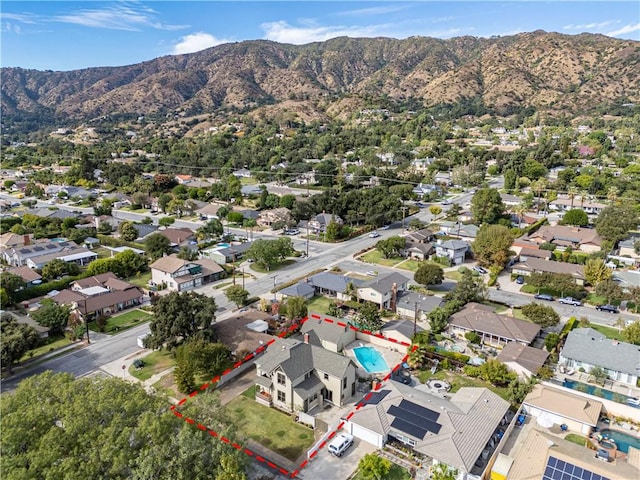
[362,390,390,406]
[542,456,610,480]
[387,405,442,435]
[390,417,428,439]
[398,399,440,422]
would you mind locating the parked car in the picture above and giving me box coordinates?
[559,297,582,306]
[381,225,390,230]
[534,293,554,301]
[287,228,300,235]
[473,266,488,275]
[442,200,452,205]
[369,231,380,238]
[328,433,354,457]
[366,270,377,276]
[596,304,619,313]
[515,276,525,284]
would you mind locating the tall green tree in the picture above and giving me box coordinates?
[357,302,384,332]
[1,314,40,374]
[41,258,79,281]
[31,299,70,335]
[595,205,639,244]
[428,307,450,334]
[471,188,505,224]
[146,291,217,349]
[245,238,294,271]
[119,221,139,241]
[560,209,588,226]
[0,272,25,304]
[471,224,514,267]
[444,270,487,305]
[283,296,308,320]
[225,285,249,308]
[414,263,444,287]
[623,321,640,345]
[358,453,392,480]
[521,303,560,328]
[1,372,247,480]
[144,233,172,261]
[584,259,612,286]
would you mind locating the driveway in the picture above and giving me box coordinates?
[297,436,378,479]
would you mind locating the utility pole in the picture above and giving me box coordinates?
[401,203,409,233]
[306,222,310,258]
[414,301,418,337]
[83,297,90,345]
[242,268,245,290]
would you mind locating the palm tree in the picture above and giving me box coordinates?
[568,186,579,209]
[580,190,589,209]
[514,203,527,228]
[532,179,546,214]
[607,186,619,205]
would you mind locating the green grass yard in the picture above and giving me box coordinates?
[360,250,403,267]
[20,335,74,362]
[306,295,336,315]
[126,271,152,289]
[129,350,175,381]
[223,394,314,461]
[396,259,422,272]
[90,309,151,334]
[416,370,510,402]
[352,464,411,480]
[586,324,626,342]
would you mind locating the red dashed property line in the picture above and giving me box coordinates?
[169,314,417,478]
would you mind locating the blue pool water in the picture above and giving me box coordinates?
[561,379,638,407]
[217,242,231,248]
[353,346,389,373]
[50,238,66,243]
[600,429,640,454]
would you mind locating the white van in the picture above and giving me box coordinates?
[327,433,354,457]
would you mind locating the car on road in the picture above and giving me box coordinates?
[328,433,354,457]
[381,225,390,230]
[286,228,300,235]
[473,266,488,275]
[369,231,380,238]
[366,270,377,276]
[559,297,582,306]
[534,293,554,301]
[441,200,452,205]
[596,304,619,313]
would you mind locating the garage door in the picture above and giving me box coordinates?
[348,422,384,448]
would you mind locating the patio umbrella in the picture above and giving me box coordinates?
[536,411,556,429]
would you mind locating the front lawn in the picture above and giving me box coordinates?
[20,334,74,362]
[587,324,626,342]
[444,270,463,282]
[129,350,175,381]
[249,259,297,274]
[90,309,151,334]
[360,250,402,267]
[396,259,422,272]
[352,464,411,480]
[223,393,314,461]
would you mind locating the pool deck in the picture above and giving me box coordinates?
[344,340,404,378]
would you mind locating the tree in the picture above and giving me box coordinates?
[225,285,249,308]
[471,224,514,267]
[174,339,231,393]
[87,257,123,277]
[41,258,80,281]
[118,221,139,241]
[584,259,612,286]
[560,209,588,226]
[0,272,25,303]
[159,216,176,227]
[595,205,639,244]
[325,220,340,241]
[595,279,624,303]
[445,270,487,305]
[474,359,516,387]
[429,205,442,216]
[521,303,560,328]
[146,291,217,349]
[1,372,247,480]
[623,321,640,345]
[114,248,148,277]
[283,296,308,320]
[471,188,505,224]
[431,463,458,480]
[589,365,607,385]
[157,192,173,212]
[144,233,172,261]
[507,377,536,404]
[1,314,40,374]
[358,453,392,480]
[544,332,560,352]
[414,263,444,287]
[376,236,405,259]
[245,238,294,271]
[357,302,384,332]
[197,218,223,240]
[527,272,584,298]
[31,299,70,335]
[428,307,449,334]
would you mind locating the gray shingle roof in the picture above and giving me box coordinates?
[396,291,444,315]
[560,328,640,376]
[308,272,363,294]
[301,314,353,346]
[359,272,410,294]
[279,282,316,298]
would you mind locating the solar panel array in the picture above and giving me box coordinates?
[388,399,441,440]
[543,456,611,480]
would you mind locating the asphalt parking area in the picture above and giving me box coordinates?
[297,436,377,479]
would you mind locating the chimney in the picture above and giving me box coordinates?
[390,282,398,312]
[23,234,30,246]
[303,333,309,344]
[372,379,378,391]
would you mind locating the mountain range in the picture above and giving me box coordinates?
[2,31,639,125]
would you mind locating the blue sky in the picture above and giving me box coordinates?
[2,1,639,71]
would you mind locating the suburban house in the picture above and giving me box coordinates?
[195,203,224,220]
[496,343,549,379]
[155,228,196,249]
[201,242,251,265]
[6,266,42,286]
[511,258,585,285]
[357,272,411,311]
[549,197,607,215]
[254,337,357,413]
[150,255,225,292]
[618,235,640,261]
[381,319,425,345]
[306,272,363,301]
[448,223,480,241]
[395,291,444,322]
[232,168,252,178]
[308,213,343,233]
[257,207,293,228]
[2,240,76,266]
[559,328,640,386]
[26,246,98,269]
[412,183,441,198]
[0,233,32,249]
[50,279,144,318]
[132,223,159,240]
[344,380,510,475]
[522,384,602,435]
[300,314,356,353]
[448,303,540,347]
[402,241,434,261]
[500,193,523,208]
[435,239,469,265]
[278,281,316,300]
[516,247,553,261]
[524,225,603,253]
[404,229,434,244]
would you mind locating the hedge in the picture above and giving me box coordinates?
[525,217,548,235]
[14,271,94,302]
[96,234,145,250]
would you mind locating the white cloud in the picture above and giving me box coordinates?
[1,22,22,34]
[52,4,187,31]
[337,5,408,17]
[261,20,381,44]
[562,20,618,30]
[0,12,38,24]
[606,23,640,37]
[171,32,229,54]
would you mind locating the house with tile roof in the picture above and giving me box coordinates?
[525,225,603,253]
[150,255,224,292]
[496,343,549,379]
[344,380,510,474]
[6,266,42,286]
[559,328,640,387]
[253,337,357,413]
[448,303,540,347]
[511,257,585,285]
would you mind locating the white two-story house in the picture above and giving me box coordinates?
[254,337,357,413]
[150,254,224,292]
[435,239,468,265]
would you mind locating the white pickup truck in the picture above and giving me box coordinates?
[558,297,582,306]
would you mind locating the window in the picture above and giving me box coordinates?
[324,373,329,380]
[310,393,318,402]
[277,391,285,402]
[277,372,286,385]
[343,378,347,389]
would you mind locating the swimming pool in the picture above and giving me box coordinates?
[600,429,640,454]
[353,346,389,373]
[217,242,231,248]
